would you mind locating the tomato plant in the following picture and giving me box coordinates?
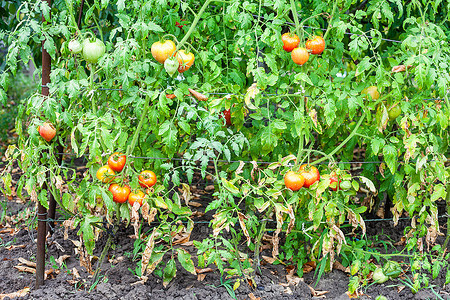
[281,32,300,52]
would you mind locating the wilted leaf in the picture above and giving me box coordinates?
[0,287,30,299]
[177,248,196,275]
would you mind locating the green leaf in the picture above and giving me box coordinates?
[78,214,102,254]
[431,184,447,202]
[163,258,177,287]
[371,137,385,156]
[294,73,313,85]
[176,248,196,275]
[383,144,397,174]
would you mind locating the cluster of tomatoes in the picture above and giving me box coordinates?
[284,165,346,192]
[284,164,321,191]
[281,33,325,65]
[151,40,195,77]
[96,153,157,206]
[68,37,106,64]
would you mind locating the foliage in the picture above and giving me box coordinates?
[0,0,449,292]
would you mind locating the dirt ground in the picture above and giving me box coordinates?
[1,181,450,300]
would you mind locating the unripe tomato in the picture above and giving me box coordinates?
[176,50,195,73]
[284,171,305,191]
[82,38,106,64]
[372,267,389,283]
[128,190,146,207]
[306,36,325,55]
[299,164,320,188]
[291,47,309,65]
[281,32,300,52]
[109,183,131,204]
[361,86,380,100]
[68,39,82,54]
[339,180,352,190]
[388,104,401,120]
[96,165,115,183]
[139,170,157,188]
[107,152,126,172]
[151,40,176,64]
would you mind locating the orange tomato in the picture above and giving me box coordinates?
[284,171,305,191]
[291,47,309,65]
[176,50,195,73]
[139,170,157,188]
[128,190,146,207]
[306,36,325,55]
[96,165,116,183]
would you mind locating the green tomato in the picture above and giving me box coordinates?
[373,267,389,283]
[383,261,402,278]
[388,105,401,121]
[340,180,352,190]
[68,39,83,54]
[82,38,106,64]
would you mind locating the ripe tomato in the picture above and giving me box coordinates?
[108,152,126,172]
[96,165,115,183]
[109,183,131,204]
[362,86,380,100]
[82,38,106,64]
[306,36,325,55]
[291,47,309,65]
[38,122,56,142]
[388,104,401,120]
[299,164,320,188]
[284,171,305,191]
[128,190,146,207]
[329,176,340,191]
[176,50,195,73]
[151,40,176,64]
[221,109,231,126]
[139,170,157,188]
[281,32,300,52]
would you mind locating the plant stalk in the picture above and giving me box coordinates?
[176,0,212,51]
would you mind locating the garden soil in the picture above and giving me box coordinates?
[1,193,450,300]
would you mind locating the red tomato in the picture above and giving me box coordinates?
[281,32,300,52]
[139,170,157,188]
[221,109,232,126]
[151,40,176,64]
[38,122,56,142]
[108,152,126,172]
[176,50,195,73]
[284,171,305,191]
[306,36,325,55]
[291,47,309,65]
[329,176,340,191]
[109,183,131,204]
[299,164,320,188]
[128,190,146,207]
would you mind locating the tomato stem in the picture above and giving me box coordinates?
[176,0,212,51]
[442,183,450,255]
[289,0,301,40]
[126,94,151,157]
[312,111,366,166]
[90,63,96,114]
[323,0,338,41]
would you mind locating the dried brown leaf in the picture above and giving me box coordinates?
[197,274,207,281]
[262,255,277,264]
[14,265,35,274]
[188,88,208,101]
[248,293,261,300]
[6,244,25,250]
[188,201,202,207]
[0,287,30,300]
[18,258,36,268]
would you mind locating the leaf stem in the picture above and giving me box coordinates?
[176,0,212,51]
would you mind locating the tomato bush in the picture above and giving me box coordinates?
[0,0,449,292]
